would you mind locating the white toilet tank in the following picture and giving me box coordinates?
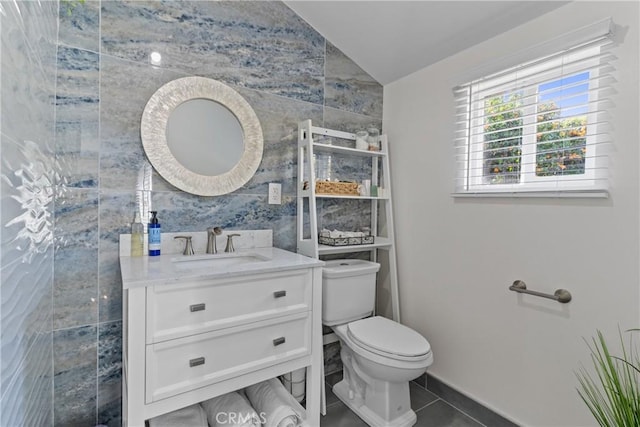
[322,259,381,326]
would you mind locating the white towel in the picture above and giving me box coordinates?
[245,378,303,427]
[201,391,261,427]
[148,403,208,427]
[321,229,365,238]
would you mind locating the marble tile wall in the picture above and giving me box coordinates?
[50,1,383,425]
[0,1,59,426]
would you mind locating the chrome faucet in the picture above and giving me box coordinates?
[224,234,241,253]
[206,227,222,254]
[174,236,195,255]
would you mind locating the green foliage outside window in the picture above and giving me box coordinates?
[536,102,587,177]
[483,94,587,183]
[483,94,523,184]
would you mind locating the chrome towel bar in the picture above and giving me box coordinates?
[509,280,572,304]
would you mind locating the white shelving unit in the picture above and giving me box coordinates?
[296,120,400,322]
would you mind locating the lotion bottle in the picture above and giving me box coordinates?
[130,212,144,257]
[148,211,161,256]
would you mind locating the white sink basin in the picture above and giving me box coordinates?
[172,253,270,271]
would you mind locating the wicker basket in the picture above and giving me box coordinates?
[314,181,360,196]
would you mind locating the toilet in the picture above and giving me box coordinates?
[322,260,433,427]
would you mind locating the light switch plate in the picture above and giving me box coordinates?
[268,183,282,205]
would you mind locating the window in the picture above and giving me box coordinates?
[453,20,615,196]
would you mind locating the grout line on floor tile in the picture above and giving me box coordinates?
[414,397,441,413]
[323,382,342,408]
[411,380,427,391]
[437,398,488,427]
[325,400,342,409]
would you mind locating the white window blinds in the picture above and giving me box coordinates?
[453,19,616,197]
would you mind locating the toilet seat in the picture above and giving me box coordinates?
[347,316,431,362]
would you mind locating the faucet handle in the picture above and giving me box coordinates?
[224,234,241,253]
[174,236,195,256]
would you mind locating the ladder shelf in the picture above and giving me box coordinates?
[296,119,400,322]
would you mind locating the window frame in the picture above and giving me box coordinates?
[453,19,613,198]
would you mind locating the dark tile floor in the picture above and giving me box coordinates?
[321,372,486,427]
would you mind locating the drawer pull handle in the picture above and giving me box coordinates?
[273,290,287,298]
[190,303,206,312]
[273,337,286,346]
[189,357,205,367]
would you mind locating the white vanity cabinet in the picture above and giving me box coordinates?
[120,236,323,427]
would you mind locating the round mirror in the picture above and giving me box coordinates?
[166,99,245,176]
[141,77,263,196]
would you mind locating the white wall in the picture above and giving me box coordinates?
[383,2,639,426]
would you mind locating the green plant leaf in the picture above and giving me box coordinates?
[576,328,640,427]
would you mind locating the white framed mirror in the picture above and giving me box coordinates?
[141,76,263,196]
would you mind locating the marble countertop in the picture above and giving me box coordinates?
[120,246,324,289]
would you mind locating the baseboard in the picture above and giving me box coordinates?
[417,373,520,427]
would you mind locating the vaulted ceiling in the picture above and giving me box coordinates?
[285,1,569,85]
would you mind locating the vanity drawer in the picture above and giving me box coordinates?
[146,269,311,343]
[145,311,310,403]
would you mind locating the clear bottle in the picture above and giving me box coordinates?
[355,131,369,150]
[315,137,332,181]
[367,127,380,151]
[130,212,144,257]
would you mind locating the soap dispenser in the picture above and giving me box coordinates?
[148,211,161,256]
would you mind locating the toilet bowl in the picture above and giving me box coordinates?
[336,316,433,381]
[332,316,432,427]
[322,260,433,427]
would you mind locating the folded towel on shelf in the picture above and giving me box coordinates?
[147,403,208,427]
[320,228,365,238]
[201,391,261,427]
[245,378,303,427]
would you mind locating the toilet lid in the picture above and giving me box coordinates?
[347,316,431,358]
